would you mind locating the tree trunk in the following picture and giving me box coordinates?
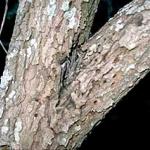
[0,0,150,149]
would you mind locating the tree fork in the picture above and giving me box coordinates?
[0,0,150,149]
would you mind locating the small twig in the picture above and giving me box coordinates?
[0,0,8,35]
[0,0,8,54]
[0,40,8,54]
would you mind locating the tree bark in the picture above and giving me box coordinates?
[0,0,150,149]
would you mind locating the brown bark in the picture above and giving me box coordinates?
[0,0,150,149]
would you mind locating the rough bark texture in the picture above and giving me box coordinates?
[0,0,150,149]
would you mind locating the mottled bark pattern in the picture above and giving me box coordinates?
[0,0,150,149]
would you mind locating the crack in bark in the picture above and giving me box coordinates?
[57,44,81,107]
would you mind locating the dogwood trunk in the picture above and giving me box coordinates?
[0,0,150,149]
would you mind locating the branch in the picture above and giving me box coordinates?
[0,0,8,54]
[57,0,150,148]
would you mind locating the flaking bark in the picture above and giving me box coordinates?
[0,0,150,149]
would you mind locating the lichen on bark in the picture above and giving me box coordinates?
[0,0,150,149]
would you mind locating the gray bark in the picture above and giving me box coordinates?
[0,0,150,149]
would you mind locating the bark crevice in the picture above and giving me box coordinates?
[0,0,150,149]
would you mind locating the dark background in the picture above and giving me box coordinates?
[0,0,150,149]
